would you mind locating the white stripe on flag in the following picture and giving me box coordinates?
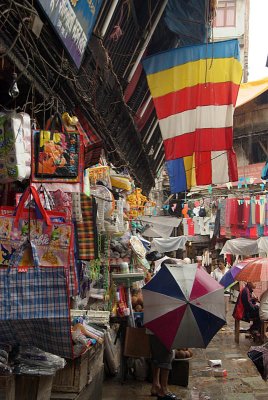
[159,104,234,140]
[211,151,230,183]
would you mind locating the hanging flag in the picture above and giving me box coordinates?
[143,39,242,192]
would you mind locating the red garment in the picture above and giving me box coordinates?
[226,254,232,265]
[255,195,260,224]
[229,198,238,226]
[243,198,250,228]
[249,226,258,239]
[187,219,195,236]
[237,201,244,227]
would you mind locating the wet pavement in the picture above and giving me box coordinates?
[103,311,268,400]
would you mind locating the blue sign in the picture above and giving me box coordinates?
[38,0,103,68]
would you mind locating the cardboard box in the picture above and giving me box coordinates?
[123,327,151,358]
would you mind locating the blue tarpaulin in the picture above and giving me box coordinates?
[165,0,209,45]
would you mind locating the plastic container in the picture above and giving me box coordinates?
[120,262,129,273]
[213,368,227,377]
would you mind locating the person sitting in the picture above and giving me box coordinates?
[233,282,261,333]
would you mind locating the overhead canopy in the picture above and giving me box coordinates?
[220,238,259,256]
[140,216,181,238]
[236,77,268,108]
[257,237,268,256]
[151,236,188,253]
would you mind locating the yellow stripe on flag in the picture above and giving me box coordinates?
[183,155,196,189]
[147,58,242,98]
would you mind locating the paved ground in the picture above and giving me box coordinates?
[103,312,268,399]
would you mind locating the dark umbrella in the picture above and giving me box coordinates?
[248,344,268,381]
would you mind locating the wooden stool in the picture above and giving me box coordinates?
[260,320,268,343]
[234,318,254,344]
[235,319,240,344]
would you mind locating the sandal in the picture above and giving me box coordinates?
[157,394,180,400]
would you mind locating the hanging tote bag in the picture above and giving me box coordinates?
[0,240,74,359]
[0,111,31,183]
[32,113,83,184]
[0,186,73,270]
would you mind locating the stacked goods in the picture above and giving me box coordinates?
[131,289,144,312]
[174,349,193,359]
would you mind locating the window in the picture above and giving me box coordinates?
[214,1,236,27]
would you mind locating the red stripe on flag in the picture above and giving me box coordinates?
[153,82,239,120]
[195,152,212,185]
[227,148,238,182]
[164,127,233,160]
[195,127,233,153]
[164,132,195,160]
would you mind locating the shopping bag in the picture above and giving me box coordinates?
[32,113,83,183]
[0,112,31,183]
[0,186,73,269]
[0,240,74,358]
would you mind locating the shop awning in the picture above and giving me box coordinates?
[140,216,181,238]
[236,77,268,108]
[220,238,259,256]
[151,236,188,252]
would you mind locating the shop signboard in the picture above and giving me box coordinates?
[37,0,103,68]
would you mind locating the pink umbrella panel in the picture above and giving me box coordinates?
[142,264,226,350]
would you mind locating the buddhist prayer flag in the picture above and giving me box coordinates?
[143,39,243,193]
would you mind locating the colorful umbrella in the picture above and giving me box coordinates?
[219,258,256,289]
[236,258,268,282]
[142,263,226,350]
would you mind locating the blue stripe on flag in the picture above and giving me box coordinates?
[142,39,240,76]
[166,159,187,194]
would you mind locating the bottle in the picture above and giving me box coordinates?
[120,262,129,273]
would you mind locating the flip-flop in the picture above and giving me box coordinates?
[157,394,180,400]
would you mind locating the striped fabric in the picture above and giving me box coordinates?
[143,39,242,192]
[74,194,98,260]
[0,265,73,358]
[75,109,102,168]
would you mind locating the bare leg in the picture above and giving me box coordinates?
[158,368,170,396]
[225,296,229,315]
[151,364,161,395]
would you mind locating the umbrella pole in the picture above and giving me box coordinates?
[127,287,135,327]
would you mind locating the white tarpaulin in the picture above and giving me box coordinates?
[140,216,181,238]
[257,237,268,256]
[151,236,188,253]
[220,238,259,256]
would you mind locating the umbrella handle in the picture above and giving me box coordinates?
[127,287,135,327]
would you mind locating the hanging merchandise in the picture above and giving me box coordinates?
[75,108,102,168]
[261,160,268,180]
[0,240,73,359]
[0,187,75,359]
[72,193,98,261]
[168,199,184,217]
[127,188,148,218]
[110,174,132,192]
[0,112,31,183]
[88,166,111,188]
[0,186,73,267]
[32,112,83,185]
